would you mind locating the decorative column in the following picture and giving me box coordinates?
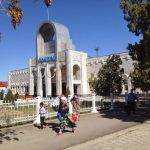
[110,93,114,110]
[22,84,26,95]
[45,64,52,97]
[67,50,73,95]
[128,77,132,93]
[20,85,22,94]
[14,85,17,94]
[91,93,98,113]
[29,59,34,96]
[37,66,42,96]
[56,62,62,96]
[16,85,18,93]
[81,53,88,95]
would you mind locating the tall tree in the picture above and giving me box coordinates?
[120,0,150,91]
[130,62,150,91]
[95,55,124,96]
[88,73,97,93]
[4,89,14,102]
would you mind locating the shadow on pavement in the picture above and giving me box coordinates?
[48,122,60,133]
[0,129,24,144]
[99,105,150,123]
[48,122,74,134]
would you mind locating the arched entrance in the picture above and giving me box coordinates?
[50,67,56,97]
[61,65,67,95]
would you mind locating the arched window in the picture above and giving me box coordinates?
[73,65,80,80]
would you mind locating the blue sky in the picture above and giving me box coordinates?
[0,0,141,81]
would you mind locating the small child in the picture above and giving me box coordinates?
[39,102,46,129]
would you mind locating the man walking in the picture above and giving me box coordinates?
[127,89,138,115]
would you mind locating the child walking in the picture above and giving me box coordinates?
[39,102,46,129]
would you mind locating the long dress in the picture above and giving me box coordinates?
[71,96,80,116]
[59,104,77,131]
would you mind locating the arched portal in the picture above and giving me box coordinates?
[37,23,56,58]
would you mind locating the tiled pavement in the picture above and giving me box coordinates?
[66,121,150,150]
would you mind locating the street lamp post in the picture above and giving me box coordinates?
[94,47,100,57]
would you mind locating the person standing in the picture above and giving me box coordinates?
[57,94,77,135]
[71,95,80,117]
[39,102,46,129]
[127,89,138,115]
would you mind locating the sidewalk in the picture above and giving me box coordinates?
[66,121,150,150]
[0,113,139,150]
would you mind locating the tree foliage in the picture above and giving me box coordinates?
[13,92,19,100]
[120,0,150,36]
[120,0,150,91]
[88,73,97,93]
[130,62,150,91]
[94,55,124,96]
[0,90,3,100]
[4,89,14,102]
[0,0,52,29]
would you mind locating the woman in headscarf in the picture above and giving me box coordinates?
[71,95,80,117]
[57,94,77,135]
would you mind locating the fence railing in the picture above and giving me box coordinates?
[0,101,37,126]
[1,93,149,127]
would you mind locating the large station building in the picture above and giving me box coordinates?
[8,21,134,97]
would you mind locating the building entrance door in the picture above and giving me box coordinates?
[74,84,80,95]
[52,83,56,97]
[62,82,66,95]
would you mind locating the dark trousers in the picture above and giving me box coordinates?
[127,101,136,115]
[40,116,46,129]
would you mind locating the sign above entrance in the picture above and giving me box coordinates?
[38,54,56,63]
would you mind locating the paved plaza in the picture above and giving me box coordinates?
[0,107,150,150]
[66,121,150,150]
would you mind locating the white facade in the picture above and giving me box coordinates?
[9,21,134,97]
[86,52,134,94]
[9,69,29,95]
